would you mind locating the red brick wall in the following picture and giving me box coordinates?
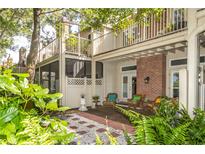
[136,54,166,101]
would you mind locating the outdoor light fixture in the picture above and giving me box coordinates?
[144,76,150,84]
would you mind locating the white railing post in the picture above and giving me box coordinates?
[78,32,81,55]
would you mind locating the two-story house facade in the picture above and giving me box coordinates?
[35,8,205,116]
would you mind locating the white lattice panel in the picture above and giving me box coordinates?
[67,78,85,85]
[96,79,103,85]
[86,79,92,85]
[65,77,104,108]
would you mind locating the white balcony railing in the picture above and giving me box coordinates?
[37,8,188,62]
[38,35,92,63]
[38,38,59,63]
[93,8,188,55]
[65,35,92,56]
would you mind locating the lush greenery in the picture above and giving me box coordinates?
[0,67,75,145]
[116,98,205,145]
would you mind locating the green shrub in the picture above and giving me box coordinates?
[0,68,75,145]
[188,108,205,144]
[116,98,205,145]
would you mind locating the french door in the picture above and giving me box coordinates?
[122,72,136,100]
[170,69,188,108]
[171,71,180,98]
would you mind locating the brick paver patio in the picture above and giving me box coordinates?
[65,113,134,145]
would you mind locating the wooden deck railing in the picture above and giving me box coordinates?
[93,8,188,55]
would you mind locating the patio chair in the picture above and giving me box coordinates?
[144,96,171,111]
[103,93,118,108]
[127,94,145,110]
[143,96,161,111]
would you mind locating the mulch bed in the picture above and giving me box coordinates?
[85,106,132,125]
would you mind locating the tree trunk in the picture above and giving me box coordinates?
[27,8,41,83]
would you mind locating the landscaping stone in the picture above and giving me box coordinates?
[78,121,87,124]
[110,132,120,137]
[87,124,96,128]
[70,126,78,129]
[96,128,107,133]
[77,131,88,135]
[72,118,80,121]
[65,113,134,144]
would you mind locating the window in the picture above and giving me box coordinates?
[171,59,187,66]
[41,64,50,89]
[85,61,91,78]
[34,68,40,84]
[40,61,59,93]
[96,62,103,78]
[50,61,60,93]
[123,76,128,98]
[88,34,91,40]
[173,8,186,30]
[200,56,205,63]
[172,72,179,98]
[66,58,86,78]
[65,58,103,79]
[122,65,136,71]
[170,56,205,67]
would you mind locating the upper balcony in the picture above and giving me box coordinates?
[37,33,91,63]
[93,8,188,55]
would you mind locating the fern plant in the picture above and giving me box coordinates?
[116,98,204,145]
[188,108,205,144]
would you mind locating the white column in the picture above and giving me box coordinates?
[179,69,188,109]
[59,35,63,106]
[186,9,199,116]
[92,59,96,96]
[59,21,69,106]
[187,34,199,116]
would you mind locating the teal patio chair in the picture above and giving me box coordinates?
[103,93,118,108]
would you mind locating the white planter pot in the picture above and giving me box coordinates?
[97,101,103,106]
[79,98,88,111]
[91,102,96,109]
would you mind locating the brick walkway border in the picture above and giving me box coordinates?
[77,112,135,134]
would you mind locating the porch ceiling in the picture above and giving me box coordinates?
[97,41,187,62]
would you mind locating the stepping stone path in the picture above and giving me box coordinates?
[66,113,132,145]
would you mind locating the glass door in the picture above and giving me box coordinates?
[122,73,136,100]
[131,76,137,97]
[122,76,128,99]
[171,71,180,98]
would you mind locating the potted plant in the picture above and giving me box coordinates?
[92,96,100,109]
[79,94,88,111]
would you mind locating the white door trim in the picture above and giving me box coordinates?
[121,71,136,101]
